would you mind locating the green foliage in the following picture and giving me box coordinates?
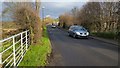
[19,27,51,66]
[92,32,117,40]
[54,18,59,22]
[44,17,54,25]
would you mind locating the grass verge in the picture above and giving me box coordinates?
[19,26,51,66]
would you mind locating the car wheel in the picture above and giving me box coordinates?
[68,33,70,36]
[73,34,77,38]
[68,33,72,37]
[86,36,89,39]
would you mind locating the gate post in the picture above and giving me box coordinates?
[0,53,2,68]
[13,36,16,66]
[26,31,28,50]
[21,33,23,58]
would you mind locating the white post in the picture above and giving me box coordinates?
[13,36,16,66]
[0,53,2,67]
[28,31,30,46]
[21,33,23,58]
[26,31,28,50]
[0,42,2,67]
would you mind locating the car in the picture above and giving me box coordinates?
[51,25,56,28]
[68,25,89,38]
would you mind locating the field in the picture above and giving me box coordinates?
[1,22,21,39]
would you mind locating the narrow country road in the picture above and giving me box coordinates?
[47,25,118,66]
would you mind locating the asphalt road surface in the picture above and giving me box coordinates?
[47,25,118,66]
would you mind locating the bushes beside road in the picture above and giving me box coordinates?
[91,32,117,40]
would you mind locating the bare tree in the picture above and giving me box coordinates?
[77,2,118,33]
[100,2,118,32]
[77,2,101,32]
[59,1,118,37]
[71,7,79,25]
[3,1,42,45]
[44,17,54,24]
[59,13,74,29]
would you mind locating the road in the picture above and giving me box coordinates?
[47,25,118,66]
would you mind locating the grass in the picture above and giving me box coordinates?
[19,26,51,66]
[91,32,117,40]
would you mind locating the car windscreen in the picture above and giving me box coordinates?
[74,27,87,31]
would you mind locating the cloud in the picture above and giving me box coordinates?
[51,2,77,8]
[0,0,4,2]
[0,2,3,14]
[41,2,85,9]
[41,0,89,2]
[46,15,51,17]
[41,0,119,2]
[1,0,119,2]
[40,2,85,18]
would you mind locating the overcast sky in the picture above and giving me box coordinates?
[40,2,86,18]
[0,1,86,21]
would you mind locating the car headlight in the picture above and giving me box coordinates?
[76,32,80,35]
[86,32,89,35]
